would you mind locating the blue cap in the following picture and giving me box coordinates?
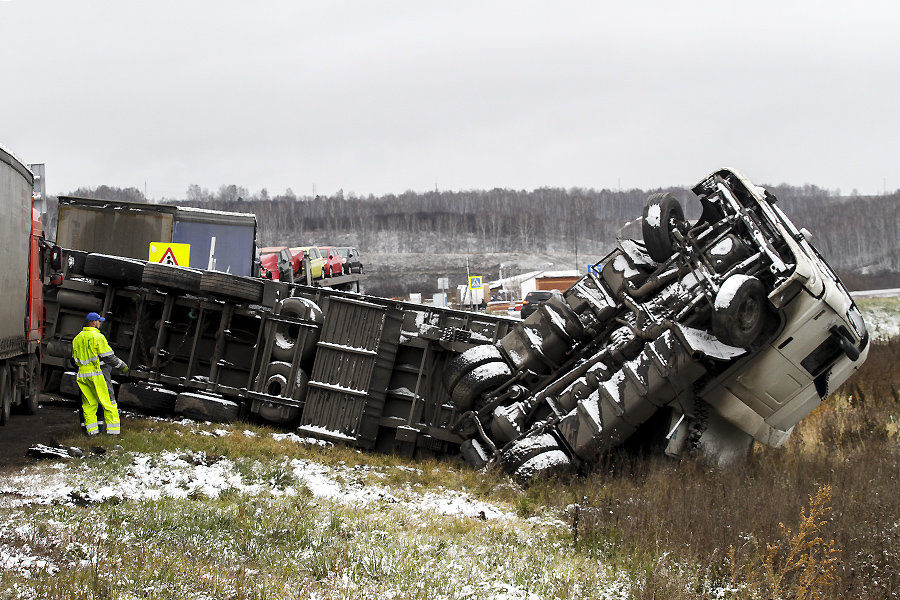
[86,312,105,322]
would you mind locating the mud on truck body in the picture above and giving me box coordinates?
[445,168,869,480]
[40,168,867,481]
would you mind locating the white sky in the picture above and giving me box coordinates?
[2,1,898,199]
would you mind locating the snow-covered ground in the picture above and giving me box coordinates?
[858,299,900,340]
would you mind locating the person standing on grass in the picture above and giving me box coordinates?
[72,312,129,436]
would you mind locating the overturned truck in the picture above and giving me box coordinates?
[43,168,868,480]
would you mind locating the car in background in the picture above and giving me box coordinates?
[336,246,364,274]
[259,246,298,282]
[520,289,563,319]
[290,246,325,280]
[318,246,344,277]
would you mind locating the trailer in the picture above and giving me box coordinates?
[40,168,869,479]
[0,144,45,425]
[56,196,259,277]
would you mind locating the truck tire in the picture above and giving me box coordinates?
[175,392,239,423]
[260,361,309,402]
[24,355,41,414]
[84,254,146,285]
[500,433,560,473]
[142,263,203,293]
[642,193,685,263]
[199,271,264,304]
[60,371,80,398]
[272,297,323,362]
[444,345,506,395]
[118,382,178,414]
[712,275,766,347]
[514,450,572,483]
[0,364,11,425]
[450,361,513,412]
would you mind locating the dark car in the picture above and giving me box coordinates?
[520,289,563,319]
[336,246,363,274]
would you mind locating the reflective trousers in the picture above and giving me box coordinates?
[77,368,120,435]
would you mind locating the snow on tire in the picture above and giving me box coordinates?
[118,382,178,415]
[514,450,572,483]
[174,392,239,423]
[500,433,560,473]
[259,361,309,402]
[443,345,506,395]
[450,360,513,412]
[272,297,323,362]
[642,192,685,263]
[712,274,766,347]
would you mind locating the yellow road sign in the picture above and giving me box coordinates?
[468,275,483,289]
[149,242,190,267]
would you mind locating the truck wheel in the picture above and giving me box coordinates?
[450,361,513,412]
[59,371,80,398]
[142,263,203,293]
[712,275,766,347]
[84,254,146,285]
[642,193,685,263]
[0,364,11,425]
[514,450,572,483]
[118,382,178,414]
[260,361,309,402]
[199,271,264,303]
[500,433,560,472]
[500,433,572,482]
[24,355,41,415]
[444,345,506,395]
[174,392,239,423]
[272,297,323,362]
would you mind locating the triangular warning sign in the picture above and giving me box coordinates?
[160,247,179,266]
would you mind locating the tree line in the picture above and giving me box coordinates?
[47,181,900,290]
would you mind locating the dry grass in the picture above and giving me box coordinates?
[521,337,900,599]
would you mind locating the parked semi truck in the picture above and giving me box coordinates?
[40,168,867,479]
[0,144,45,425]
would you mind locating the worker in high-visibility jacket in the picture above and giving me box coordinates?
[72,312,129,436]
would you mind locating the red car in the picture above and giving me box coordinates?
[259,246,299,282]
[318,246,344,277]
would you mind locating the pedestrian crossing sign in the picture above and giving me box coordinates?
[468,275,483,290]
[149,242,190,267]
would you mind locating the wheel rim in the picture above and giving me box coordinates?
[736,296,761,333]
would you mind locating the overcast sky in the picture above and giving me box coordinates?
[2,1,898,199]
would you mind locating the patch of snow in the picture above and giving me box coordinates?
[645,202,661,228]
[714,274,753,310]
[709,236,734,257]
[612,254,640,278]
[271,432,332,446]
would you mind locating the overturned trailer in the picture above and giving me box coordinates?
[42,169,868,478]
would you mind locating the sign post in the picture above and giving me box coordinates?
[468,275,483,311]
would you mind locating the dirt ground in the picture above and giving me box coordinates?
[0,394,83,473]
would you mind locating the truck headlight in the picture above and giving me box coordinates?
[848,305,867,340]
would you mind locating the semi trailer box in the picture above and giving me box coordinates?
[56,197,258,276]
